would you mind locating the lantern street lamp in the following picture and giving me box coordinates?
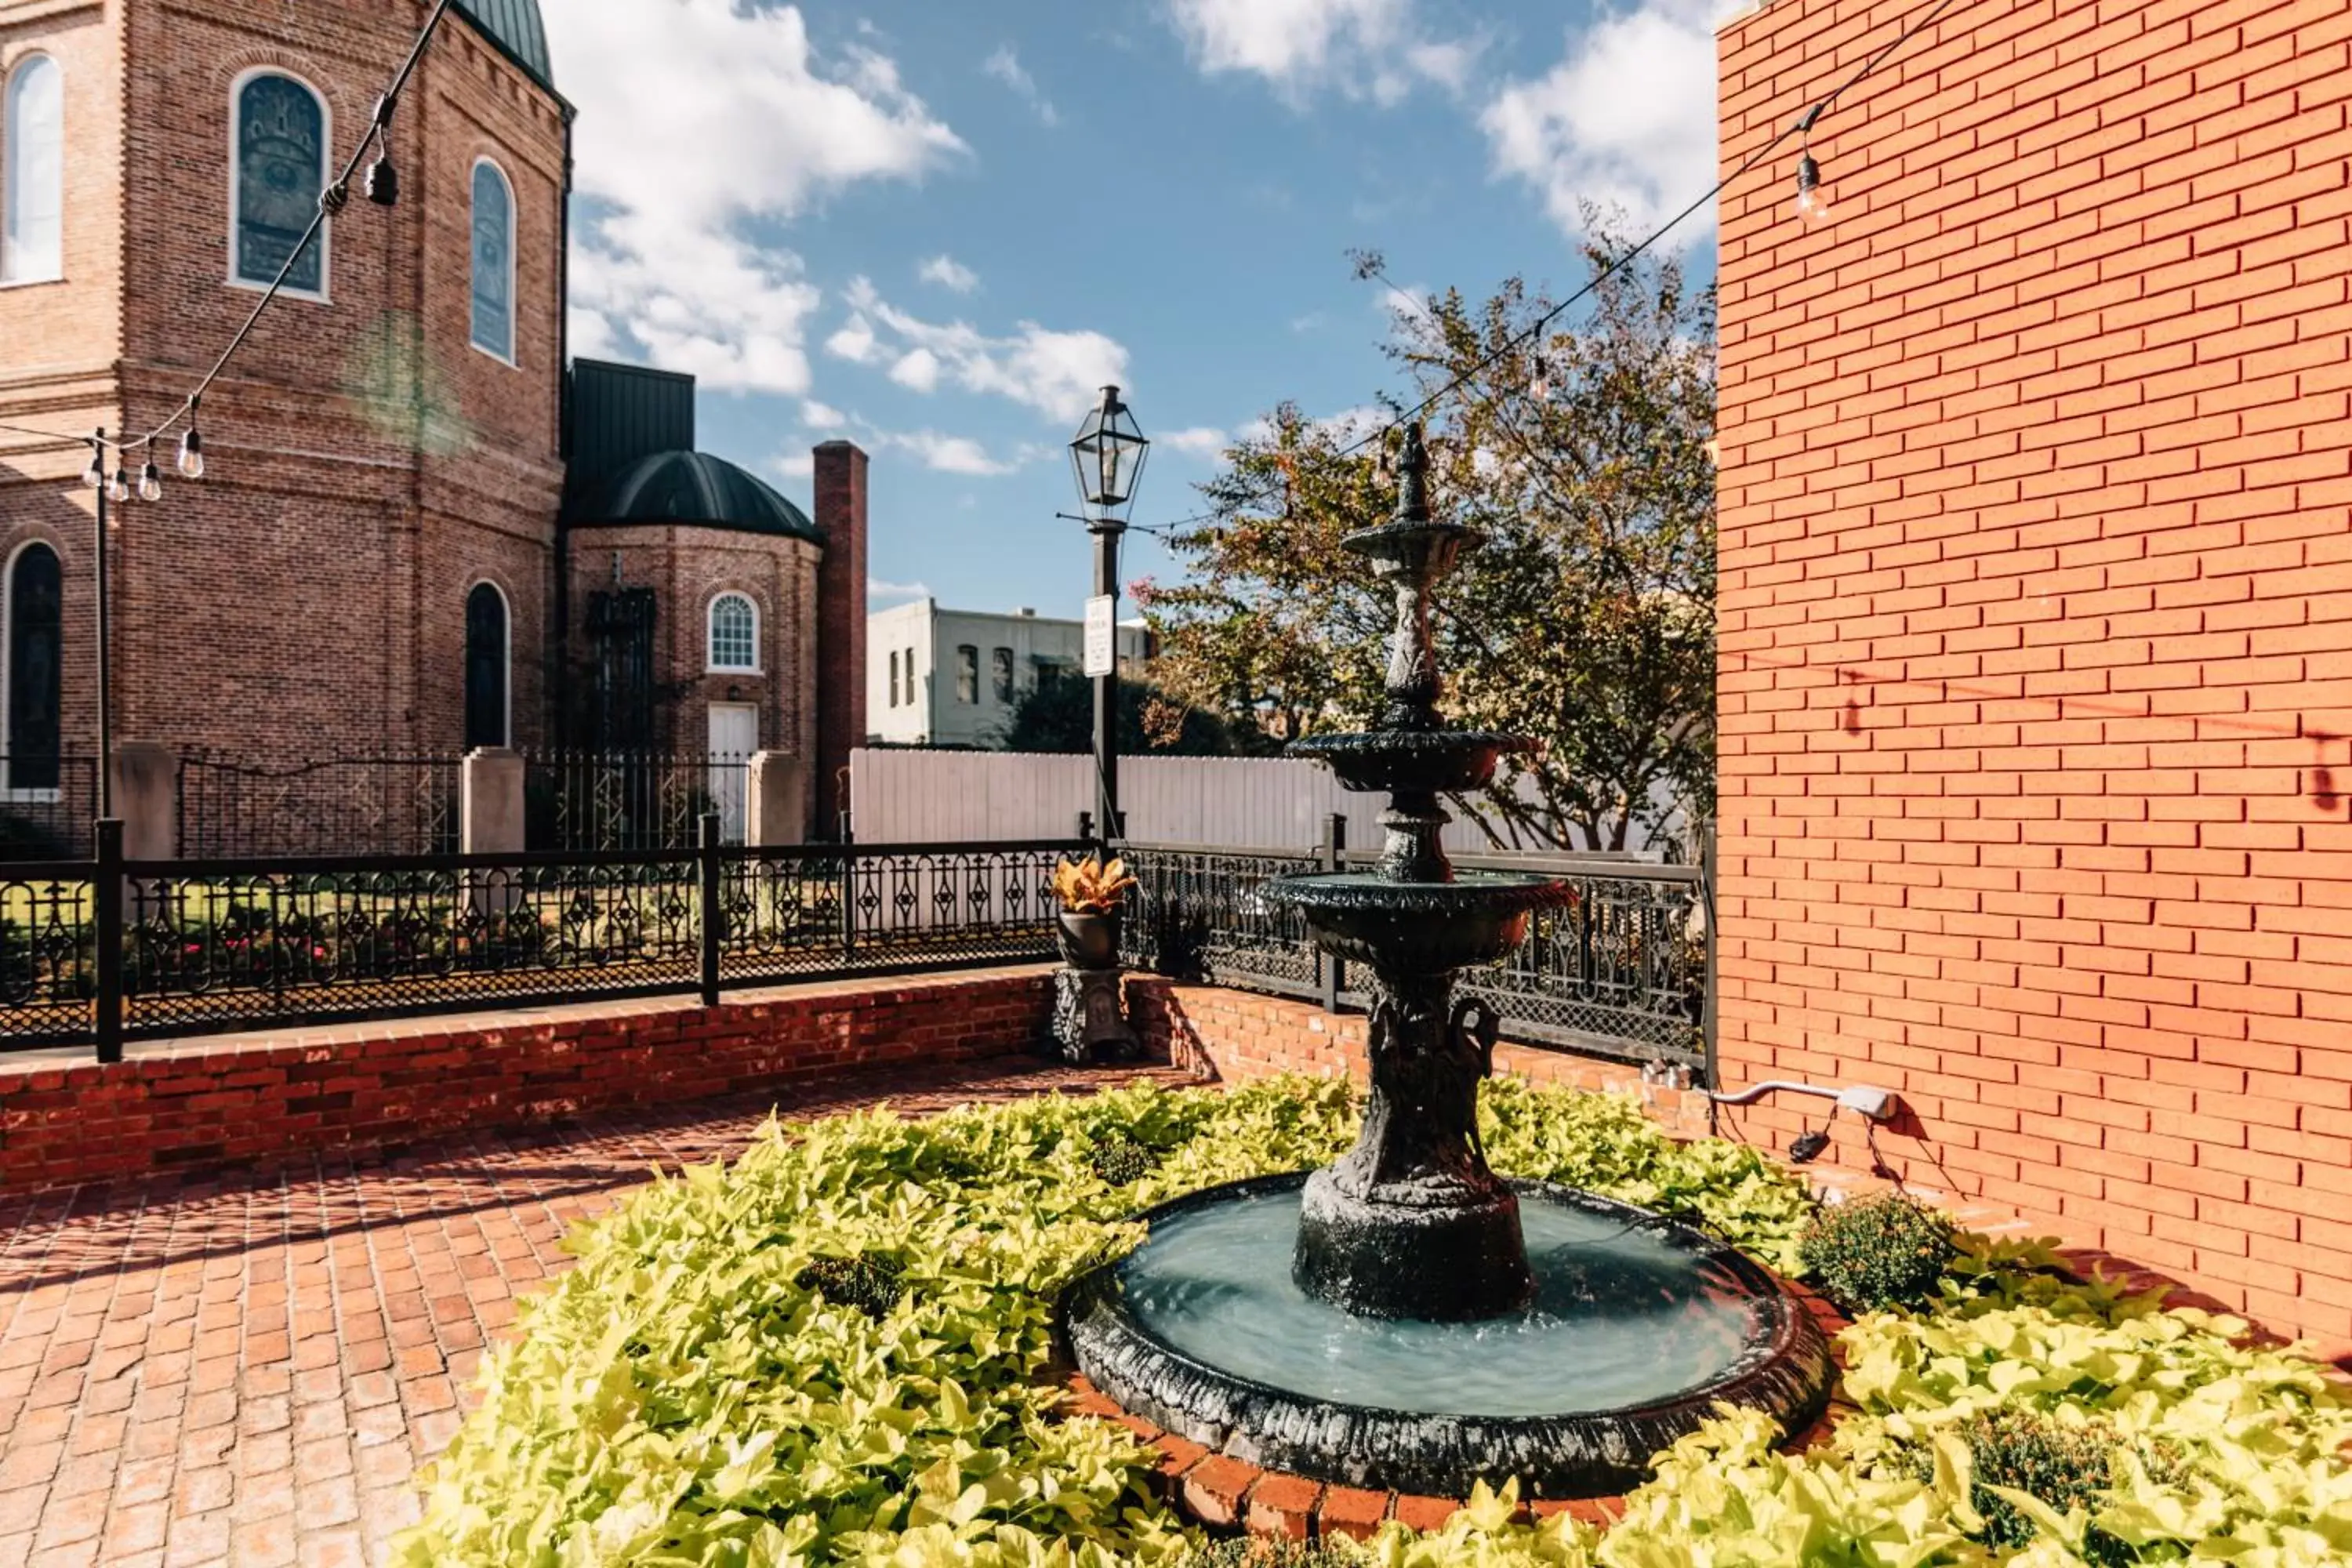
[1069,386,1149,846]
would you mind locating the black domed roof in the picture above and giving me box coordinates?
[456,2,554,91]
[584,451,822,543]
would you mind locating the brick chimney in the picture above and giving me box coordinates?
[811,441,869,838]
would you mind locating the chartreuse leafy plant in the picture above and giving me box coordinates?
[396,1078,2352,1568]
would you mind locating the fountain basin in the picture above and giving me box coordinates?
[1063,1173,1831,1499]
[1262,871,1575,971]
[1287,731,1537,795]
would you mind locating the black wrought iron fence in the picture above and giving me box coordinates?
[0,755,99,861]
[0,826,1082,1054]
[1119,835,1712,1076]
[527,750,753,852]
[176,756,460,858]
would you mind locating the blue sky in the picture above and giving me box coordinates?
[543,1,1727,615]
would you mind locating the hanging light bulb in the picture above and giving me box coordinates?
[1794,151,1831,226]
[177,401,206,480]
[108,461,132,503]
[82,444,105,490]
[1530,355,1552,402]
[138,445,164,503]
[365,129,399,207]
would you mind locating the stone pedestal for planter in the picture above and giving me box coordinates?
[1052,911,1139,1065]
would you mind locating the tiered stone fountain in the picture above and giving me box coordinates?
[1065,426,1829,1499]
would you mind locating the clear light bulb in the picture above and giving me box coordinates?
[83,450,104,490]
[177,427,205,480]
[139,460,163,503]
[108,465,131,503]
[1794,153,1831,226]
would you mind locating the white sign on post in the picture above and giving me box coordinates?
[1083,595,1117,678]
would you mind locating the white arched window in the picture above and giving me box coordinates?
[470,158,514,361]
[708,593,758,673]
[230,70,328,296]
[3,55,64,283]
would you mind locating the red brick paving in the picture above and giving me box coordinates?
[0,1056,1179,1568]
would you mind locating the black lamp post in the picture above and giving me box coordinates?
[1068,385,1149,846]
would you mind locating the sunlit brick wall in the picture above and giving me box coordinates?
[1714,0,2352,1347]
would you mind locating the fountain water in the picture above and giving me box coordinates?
[1064,426,1830,1499]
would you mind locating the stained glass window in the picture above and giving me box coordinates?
[5,544,62,792]
[234,73,326,293]
[471,160,514,360]
[3,56,64,284]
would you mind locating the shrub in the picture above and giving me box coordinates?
[792,1254,905,1320]
[1087,1132,1160,1187]
[1798,1191,1956,1312]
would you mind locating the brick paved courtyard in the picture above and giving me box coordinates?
[0,1058,1181,1568]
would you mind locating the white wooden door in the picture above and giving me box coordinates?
[708,704,757,843]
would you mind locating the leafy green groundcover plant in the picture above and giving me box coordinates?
[395,1078,2352,1568]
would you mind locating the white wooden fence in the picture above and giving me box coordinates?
[850,749,1540,852]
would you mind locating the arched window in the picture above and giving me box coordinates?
[5,544,63,792]
[708,593,758,673]
[470,158,514,361]
[990,647,1014,705]
[3,55,64,284]
[463,584,509,750]
[231,71,328,296]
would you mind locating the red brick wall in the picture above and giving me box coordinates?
[1715,0,2352,1344]
[1128,980,1712,1138]
[0,969,1056,1192]
[813,441,869,835]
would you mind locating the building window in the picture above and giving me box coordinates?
[887,650,901,708]
[2,55,64,284]
[463,583,509,750]
[991,647,1014,705]
[955,645,978,705]
[4,543,63,792]
[470,158,514,361]
[232,71,328,296]
[708,593,758,672]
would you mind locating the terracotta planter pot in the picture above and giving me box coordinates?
[1056,910,1121,971]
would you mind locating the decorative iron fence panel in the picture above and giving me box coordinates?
[0,866,96,1044]
[0,834,1082,1053]
[1118,843,1711,1074]
[0,757,100,861]
[176,757,460,859]
[528,751,753,852]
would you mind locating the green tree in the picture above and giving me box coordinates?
[996,675,1271,758]
[1142,214,1715,852]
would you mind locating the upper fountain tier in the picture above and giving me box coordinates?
[1262,423,1570,974]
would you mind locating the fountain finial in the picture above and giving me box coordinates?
[1394,421,1432,525]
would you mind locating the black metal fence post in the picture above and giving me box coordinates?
[698,812,722,1007]
[839,822,858,967]
[94,818,124,1064]
[1319,813,1346,1014]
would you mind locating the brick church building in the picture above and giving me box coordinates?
[0,0,866,837]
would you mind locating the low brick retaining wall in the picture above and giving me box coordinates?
[0,967,1058,1192]
[1127,978,1712,1135]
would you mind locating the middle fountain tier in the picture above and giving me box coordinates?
[1257,426,1575,1322]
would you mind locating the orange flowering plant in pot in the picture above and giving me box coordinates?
[1052,855,1138,971]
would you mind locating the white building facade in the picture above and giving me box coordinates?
[867,601,1153,749]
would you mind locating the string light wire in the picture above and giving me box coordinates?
[0,0,459,463]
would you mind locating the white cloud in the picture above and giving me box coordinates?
[1481,2,1727,238]
[801,399,848,430]
[545,2,967,393]
[982,45,1060,125]
[919,254,981,293]
[772,450,815,479]
[869,576,933,603]
[1164,0,1469,105]
[831,278,1130,423]
[889,347,943,392]
[1160,426,1229,459]
[861,429,1040,477]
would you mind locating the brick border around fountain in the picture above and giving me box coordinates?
[1060,1276,1857,1539]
